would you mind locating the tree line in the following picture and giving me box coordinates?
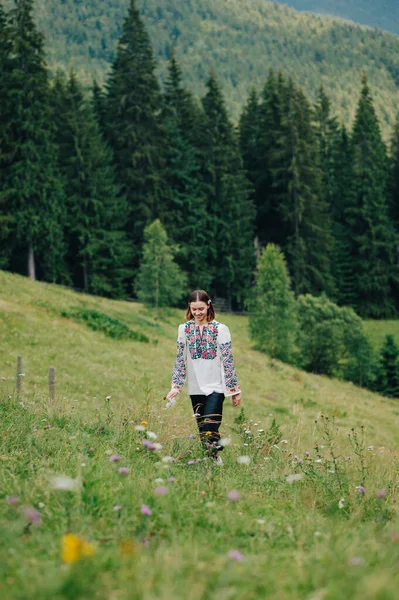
[1,0,399,317]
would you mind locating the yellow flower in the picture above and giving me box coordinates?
[205,431,212,436]
[61,534,96,564]
[141,420,148,426]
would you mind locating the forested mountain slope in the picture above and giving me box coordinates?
[2,0,399,130]
[277,1,399,37]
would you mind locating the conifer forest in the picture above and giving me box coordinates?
[1,0,399,322]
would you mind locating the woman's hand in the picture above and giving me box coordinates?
[232,393,242,407]
[166,389,179,401]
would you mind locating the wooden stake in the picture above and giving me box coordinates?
[49,367,55,405]
[16,356,22,397]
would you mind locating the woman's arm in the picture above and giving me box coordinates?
[169,324,187,396]
[218,324,241,400]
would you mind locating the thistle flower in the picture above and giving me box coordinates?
[110,455,122,463]
[7,496,19,506]
[141,505,152,516]
[227,490,240,502]
[376,489,387,498]
[118,467,130,475]
[23,506,42,524]
[51,476,80,492]
[228,550,244,561]
[355,486,365,494]
[155,486,168,497]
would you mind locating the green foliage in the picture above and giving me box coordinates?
[296,293,370,377]
[135,219,187,313]
[375,334,399,398]
[4,0,399,135]
[60,307,149,342]
[247,244,297,363]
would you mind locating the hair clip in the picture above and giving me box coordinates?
[208,299,212,305]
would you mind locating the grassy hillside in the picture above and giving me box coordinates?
[279,1,399,37]
[3,0,399,134]
[1,270,399,599]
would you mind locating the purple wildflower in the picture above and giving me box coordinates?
[141,505,152,516]
[118,467,130,475]
[155,486,168,497]
[227,490,240,502]
[168,477,177,483]
[142,439,156,450]
[355,486,366,494]
[7,496,20,506]
[43,425,51,430]
[228,550,244,561]
[187,460,195,465]
[23,506,42,524]
[110,455,122,462]
[377,489,387,498]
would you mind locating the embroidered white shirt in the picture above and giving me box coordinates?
[171,320,241,397]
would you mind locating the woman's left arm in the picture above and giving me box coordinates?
[218,324,241,403]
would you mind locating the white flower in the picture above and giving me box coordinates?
[162,456,175,463]
[105,396,111,401]
[314,531,322,537]
[315,459,322,463]
[51,475,80,492]
[272,444,280,450]
[256,519,266,524]
[153,443,163,451]
[146,431,158,440]
[237,455,251,465]
[280,440,289,444]
[257,429,264,433]
[135,425,145,432]
[219,437,232,447]
[244,429,251,434]
[338,498,345,509]
[243,443,249,446]
[154,478,164,484]
[286,473,304,484]
[328,469,335,474]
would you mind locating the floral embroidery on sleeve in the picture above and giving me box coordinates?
[220,341,240,394]
[172,340,186,391]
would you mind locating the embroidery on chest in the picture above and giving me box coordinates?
[185,321,219,360]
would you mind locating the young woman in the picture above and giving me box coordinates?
[166,289,242,464]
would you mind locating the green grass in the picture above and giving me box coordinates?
[1,270,399,599]
[364,320,399,350]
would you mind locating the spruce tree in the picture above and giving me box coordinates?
[135,219,187,318]
[161,52,211,290]
[247,244,297,363]
[5,0,67,282]
[51,70,132,297]
[0,4,13,268]
[199,73,255,309]
[104,0,167,279]
[350,75,396,317]
[378,335,399,398]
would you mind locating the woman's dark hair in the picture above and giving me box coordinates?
[186,290,215,322]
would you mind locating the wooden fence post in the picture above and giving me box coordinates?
[49,367,55,406]
[16,356,23,398]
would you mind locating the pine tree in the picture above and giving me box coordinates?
[135,219,187,318]
[5,0,67,282]
[161,52,211,290]
[378,335,399,398]
[272,79,335,297]
[199,73,255,309]
[350,75,397,317]
[0,4,14,268]
[91,79,107,137]
[51,70,132,297]
[247,244,297,363]
[104,0,167,279]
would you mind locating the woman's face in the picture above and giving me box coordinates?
[190,301,208,323]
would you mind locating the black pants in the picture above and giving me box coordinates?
[190,392,225,453]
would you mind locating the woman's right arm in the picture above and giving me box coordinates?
[167,325,186,399]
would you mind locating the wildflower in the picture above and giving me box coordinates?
[105,396,111,401]
[153,443,163,451]
[315,459,322,463]
[377,489,387,498]
[141,420,148,426]
[7,496,19,506]
[61,534,96,564]
[154,478,164,484]
[205,431,212,437]
[23,506,42,524]
[257,519,266,525]
[155,486,168,497]
[187,460,195,465]
[227,550,244,561]
[43,425,51,430]
[168,477,177,483]
[258,429,264,433]
[227,490,240,502]
[118,467,130,475]
[237,455,251,465]
[280,440,288,444]
[286,473,304,484]
[244,429,251,435]
[135,425,145,432]
[348,557,364,566]
[51,476,80,492]
[88,448,94,453]
[338,498,345,509]
[162,456,175,463]
[141,505,152,516]
[355,486,365,494]
[142,439,156,450]
[146,431,158,440]
[113,505,122,511]
[110,455,122,463]
[219,437,232,447]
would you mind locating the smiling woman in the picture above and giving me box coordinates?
[165,289,242,464]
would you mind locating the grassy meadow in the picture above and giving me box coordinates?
[1,269,399,599]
